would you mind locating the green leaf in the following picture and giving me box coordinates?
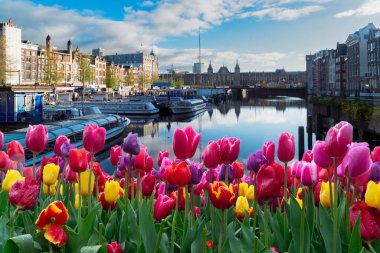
[3,234,35,253]
[21,212,36,237]
[65,226,82,253]
[0,215,10,249]
[348,214,362,253]
[105,211,117,242]
[227,223,241,253]
[139,201,157,253]
[0,191,8,215]
[319,204,342,253]
[80,245,106,253]
[79,203,100,245]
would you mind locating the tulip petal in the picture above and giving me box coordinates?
[44,225,67,247]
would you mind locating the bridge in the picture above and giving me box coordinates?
[226,86,308,99]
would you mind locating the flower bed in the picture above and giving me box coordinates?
[0,122,379,253]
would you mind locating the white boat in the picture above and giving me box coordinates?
[169,99,207,114]
[66,101,159,115]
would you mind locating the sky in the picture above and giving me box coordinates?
[2,0,380,73]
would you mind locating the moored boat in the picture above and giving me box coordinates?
[65,101,159,115]
[169,99,207,114]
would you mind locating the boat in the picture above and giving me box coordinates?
[4,113,130,166]
[160,108,207,122]
[169,99,207,114]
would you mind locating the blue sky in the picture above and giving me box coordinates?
[2,0,380,72]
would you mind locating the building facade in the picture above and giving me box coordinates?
[367,28,380,92]
[21,40,39,84]
[91,56,107,86]
[335,43,347,96]
[305,55,315,94]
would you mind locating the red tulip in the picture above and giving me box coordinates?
[0,130,3,150]
[313,181,322,206]
[170,188,187,210]
[128,179,137,199]
[262,141,275,164]
[164,161,191,187]
[277,132,295,163]
[54,135,70,157]
[302,150,313,162]
[313,141,332,168]
[25,124,48,154]
[134,146,148,170]
[202,141,221,169]
[154,194,176,221]
[144,156,154,173]
[157,150,169,167]
[372,147,380,163]
[142,173,156,197]
[325,121,353,157]
[23,167,34,181]
[0,151,9,169]
[65,166,77,182]
[173,126,201,160]
[69,149,88,173]
[218,137,240,164]
[99,192,117,210]
[342,143,372,178]
[110,145,122,167]
[9,180,39,210]
[7,141,25,163]
[350,201,380,241]
[208,181,236,210]
[83,124,106,153]
[107,242,123,253]
[256,163,284,204]
[232,161,244,179]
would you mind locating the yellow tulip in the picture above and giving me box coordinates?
[235,196,250,217]
[43,163,60,186]
[320,182,334,208]
[43,181,63,196]
[365,181,380,210]
[239,183,248,197]
[239,183,255,202]
[2,170,24,193]
[104,180,120,204]
[79,170,95,197]
[75,194,80,209]
[296,188,303,208]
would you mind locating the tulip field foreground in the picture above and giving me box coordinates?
[0,122,380,253]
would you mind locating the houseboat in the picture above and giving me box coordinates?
[169,99,207,114]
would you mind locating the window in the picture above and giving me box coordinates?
[26,51,31,56]
[31,51,36,56]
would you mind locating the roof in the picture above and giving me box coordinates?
[153,82,171,87]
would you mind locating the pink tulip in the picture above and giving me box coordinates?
[7,141,25,163]
[372,147,380,163]
[300,162,318,186]
[110,145,122,167]
[325,121,353,157]
[277,132,295,163]
[83,124,106,153]
[0,130,3,150]
[154,194,176,221]
[22,167,34,181]
[218,137,240,164]
[54,136,70,157]
[262,141,275,164]
[302,150,313,162]
[156,182,166,196]
[144,156,154,173]
[342,143,372,178]
[202,141,221,169]
[157,150,169,167]
[25,124,48,154]
[313,141,332,168]
[142,173,156,197]
[173,126,201,160]
[351,168,371,186]
[290,161,303,178]
[0,151,9,169]
[65,165,78,182]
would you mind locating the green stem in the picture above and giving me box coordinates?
[327,168,334,214]
[49,242,53,253]
[218,210,226,253]
[154,220,165,253]
[48,185,51,196]
[253,172,258,253]
[170,187,180,253]
[368,242,377,253]
[78,172,82,232]
[190,185,194,227]
[182,186,189,242]
[32,152,37,180]
[333,157,338,253]
[124,154,131,245]
[137,170,142,202]
[300,189,305,253]
[98,222,103,245]
[54,161,67,200]
[131,172,135,207]
[283,162,288,248]
[346,177,352,243]
[10,208,19,238]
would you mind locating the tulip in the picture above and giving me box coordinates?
[7,141,25,163]
[134,146,148,170]
[235,196,253,221]
[99,192,117,210]
[9,180,39,210]
[313,181,322,206]
[173,126,201,160]
[246,150,268,172]
[123,132,140,155]
[142,173,156,197]
[294,188,303,208]
[218,137,240,164]
[54,135,70,157]
[256,163,284,204]
[60,142,76,159]
[35,201,69,247]
[217,163,236,182]
[350,201,380,241]
[75,194,80,209]
[188,162,203,185]
[325,121,353,157]
[109,145,122,167]
[69,149,88,173]
[365,181,380,210]
[25,124,48,154]
[65,166,77,182]
[238,183,255,202]
[372,147,380,162]
[277,132,295,163]
[104,180,120,205]
[83,124,106,153]
[23,167,34,181]
[43,163,60,186]
[0,151,9,169]
[43,181,59,196]
[370,162,380,181]
[262,141,275,164]
[208,181,236,210]
[107,242,123,253]
[79,170,95,197]
[157,150,169,167]
[2,170,24,193]
[313,141,332,168]
[154,194,176,221]
[341,143,372,178]
[164,161,191,187]
[202,141,221,169]
[144,156,154,173]
[300,162,318,186]
[302,150,313,162]
[232,161,244,179]
[320,181,334,208]
[0,130,3,150]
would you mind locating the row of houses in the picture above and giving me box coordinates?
[306,23,380,96]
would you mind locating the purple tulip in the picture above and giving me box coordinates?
[117,155,135,171]
[342,143,372,178]
[217,163,235,182]
[188,162,203,185]
[60,143,76,158]
[151,169,162,180]
[58,157,65,173]
[246,150,268,172]
[369,162,380,181]
[313,141,332,168]
[115,168,123,178]
[123,133,140,155]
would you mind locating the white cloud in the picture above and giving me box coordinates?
[139,1,155,7]
[334,0,380,18]
[241,5,324,20]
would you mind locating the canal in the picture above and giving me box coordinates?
[98,95,380,173]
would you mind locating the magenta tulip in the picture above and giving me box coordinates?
[342,143,372,178]
[217,137,240,164]
[157,150,169,167]
[7,141,25,163]
[300,162,318,186]
[25,124,48,154]
[277,132,295,163]
[154,194,176,221]
[54,135,70,157]
[313,141,332,168]
[110,145,122,167]
[302,150,313,162]
[262,141,275,164]
[142,173,156,197]
[173,126,201,160]
[0,151,9,169]
[372,147,380,163]
[325,121,353,157]
[83,124,106,153]
[202,141,221,169]
[0,130,3,151]
[9,180,40,210]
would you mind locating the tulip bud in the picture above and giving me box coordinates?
[154,194,176,221]
[69,149,88,173]
[202,141,221,169]
[350,201,380,242]
[208,181,236,210]
[369,162,380,181]
[54,135,70,157]
[2,170,25,193]
[157,150,169,167]
[107,241,123,253]
[365,181,380,210]
[142,173,156,197]
[7,141,25,163]
[79,170,95,197]
[371,147,380,163]
[110,145,122,167]
[277,132,295,163]
[61,142,76,159]
[25,124,48,154]
[246,150,268,172]
[0,151,9,169]
[164,161,191,187]
[312,141,332,168]
[83,124,106,153]
[123,132,140,155]
[342,143,372,178]
[235,196,253,221]
[173,126,201,160]
[325,121,353,157]
[218,137,240,164]
[104,181,120,205]
[43,163,60,186]
[302,150,313,162]
[320,181,334,208]
[262,141,275,164]
[300,162,318,186]
[9,180,39,210]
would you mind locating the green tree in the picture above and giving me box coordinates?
[106,68,117,89]
[77,54,94,85]
[42,52,65,85]
[124,68,134,86]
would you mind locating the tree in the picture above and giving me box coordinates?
[106,67,117,89]
[124,68,134,87]
[77,54,94,85]
[42,52,64,85]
